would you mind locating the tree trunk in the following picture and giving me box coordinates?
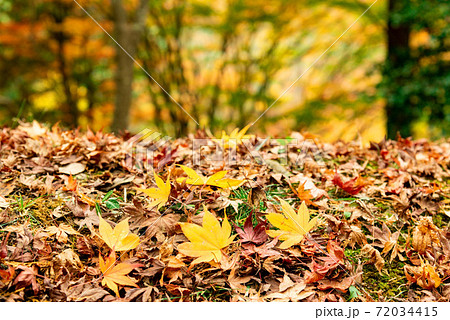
[385,0,412,139]
[56,30,78,127]
[110,0,148,133]
[52,4,78,127]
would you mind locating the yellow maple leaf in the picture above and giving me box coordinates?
[215,124,253,149]
[178,207,236,265]
[137,171,171,209]
[176,165,244,189]
[266,199,317,249]
[98,216,140,251]
[99,251,141,296]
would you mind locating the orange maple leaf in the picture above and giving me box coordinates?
[99,251,142,296]
[62,175,97,206]
[288,181,314,206]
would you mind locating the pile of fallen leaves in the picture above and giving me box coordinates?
[0,121,449,301]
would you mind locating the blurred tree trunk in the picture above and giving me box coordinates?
[55,28,78,127]
[51,3,78,127]
[385,0,412,138]
[110,0,148,133]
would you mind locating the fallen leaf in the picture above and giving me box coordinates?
[98,216,140,252]
[62,175,97,206]
[247,186,266,208]
[176,165,244,189]
[235,211,268,245]
[54,249,83,271]
[404,259,441,289]
[99,251,141,296]
[13,265,40,294]
[59,163,86,175]
[289,181,314,205]
[412,217,440,254]
[318,276,355,292]
[362,244,385,273]
[178,206,235,265]
[45,223,80,243]
[0,265,15,284]
[332,173,370,195]
[241,237,280,258]
[137,171,171,209]
[0,195,9,208]
[215,124,253,149]
[289,174,328,199]
[305,240,345,283]
[279,273,295,292]
[266,199,317,249]
[366,223,403,263]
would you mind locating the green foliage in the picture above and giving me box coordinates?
[348,285,361,300]
[380,0,450,138]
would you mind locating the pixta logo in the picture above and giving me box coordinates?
[125,128,325,170]
[124,129,172,172]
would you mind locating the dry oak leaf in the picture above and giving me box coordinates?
[178,207,236,265]
[266,199,317,249]
[137,171,171,209]
[99,251,142,296]
[176,165,244,189]
[98,215,140,252]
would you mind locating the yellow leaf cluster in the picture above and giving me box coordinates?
[176,165,244,189]
[215,124,253,149]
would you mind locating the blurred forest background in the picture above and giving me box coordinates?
[0,0,448,143]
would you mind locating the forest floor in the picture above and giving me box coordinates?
[0,121,449,301]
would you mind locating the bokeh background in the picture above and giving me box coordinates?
[0,0,448,142]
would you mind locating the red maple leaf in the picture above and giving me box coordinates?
[305,240,345,284]
[332,173,370,195]
[235,212,268,245]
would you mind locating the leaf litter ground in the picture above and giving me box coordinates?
[0,121,449,301]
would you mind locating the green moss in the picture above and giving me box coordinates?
[432,212,449,228]
[344,248,361,265]
[361,261,408,301]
